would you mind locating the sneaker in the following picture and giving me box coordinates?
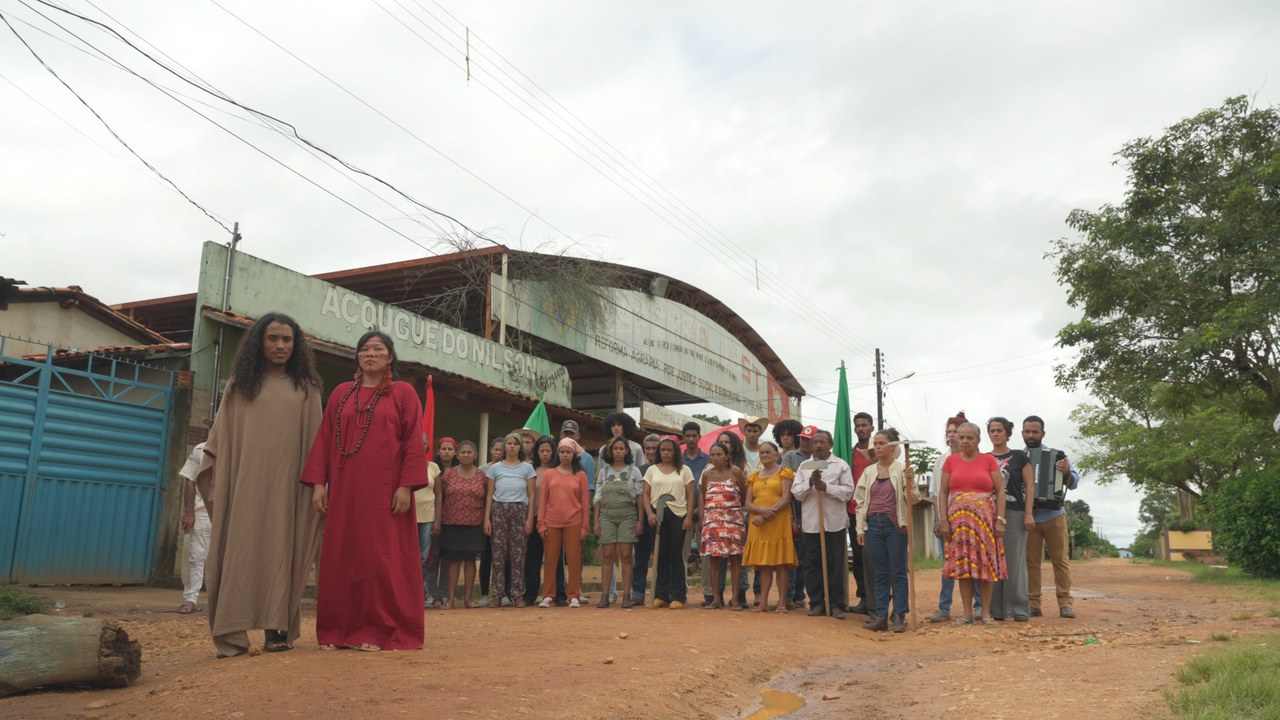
[702,597,714,608]
[929,610,951,623]
[830,607,845,620]
[864,615,888,631]
[478,595,491,608]
[609,592,618,604]
[670,601,684,609]
[538,597,554,608]
[425,596,435,609]
[569,598,581,608]
[848,602,869,615]
[500,596,513,608]
[653,599,668,609]
[1030,607,1044,617]
[808,605,826,617]
[1060,606,1076,619]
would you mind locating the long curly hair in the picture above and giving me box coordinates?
[227,312,322,401]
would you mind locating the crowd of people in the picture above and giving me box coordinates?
[180,312,1081,654]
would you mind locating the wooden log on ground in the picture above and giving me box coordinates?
[0,614,141,696]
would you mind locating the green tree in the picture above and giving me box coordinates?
[1065,500,1117,556]
[692,413,729,427]
[1053,95,1280,413]
[1130,487,1181,558]
[1053,95,1280,575]
[909,445,941,476]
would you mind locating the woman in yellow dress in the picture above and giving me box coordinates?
[742,442,798,613]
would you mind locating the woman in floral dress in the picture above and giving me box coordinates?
[700,442,747,610]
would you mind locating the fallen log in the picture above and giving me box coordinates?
[0,614,141,696]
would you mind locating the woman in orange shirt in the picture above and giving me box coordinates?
[537,438,591,607]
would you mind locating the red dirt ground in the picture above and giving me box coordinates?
[3,558,1277,720]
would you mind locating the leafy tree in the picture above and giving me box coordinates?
[909,445,941,476]
[1053,95,1280,413]
[1069,389,1272,497]
[1053,95,1280,575]
[1065,500,1117,556]
[1130,487,1181,558]
[692,413,729,427]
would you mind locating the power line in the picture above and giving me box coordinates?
[28,0,483,244]
[0,68,204,205]
[13,1,445,252]
[373,0,882,368]
[1,9,231,234]
[205,0,572,252]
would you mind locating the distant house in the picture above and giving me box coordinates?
[0,280,171,352]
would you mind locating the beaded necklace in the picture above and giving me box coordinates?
[335,371,392,458]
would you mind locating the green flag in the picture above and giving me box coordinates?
[833,361,853,465]
[523,398,551,437]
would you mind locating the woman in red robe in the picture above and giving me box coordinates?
[302,331,428,651]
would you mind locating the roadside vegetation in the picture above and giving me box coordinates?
[0,583,50,620]
[1137,560,1280,604]
[1167,633,1280,719]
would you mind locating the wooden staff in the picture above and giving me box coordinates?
[648,493,675,608]
[904,444,918,631]
[816,485,830,616]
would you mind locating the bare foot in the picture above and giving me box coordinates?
[355,643,381,652]
[775,605,789,614]
[751,604,766,613]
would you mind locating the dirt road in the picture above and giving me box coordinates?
[3,559,1277,720]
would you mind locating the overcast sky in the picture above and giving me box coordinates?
[5,0,1279,545]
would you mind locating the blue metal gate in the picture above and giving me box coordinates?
[0,336,174,583]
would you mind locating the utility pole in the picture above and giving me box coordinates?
[874,348,884,430]
[210,222,241,419]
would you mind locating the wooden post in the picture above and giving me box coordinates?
[905,445,918,631]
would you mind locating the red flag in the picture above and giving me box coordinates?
[422,375,436,463]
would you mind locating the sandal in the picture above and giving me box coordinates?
[264,630,292,652]
[951,617,974,627]
[981,616,997,627]
[177,601,196,614]
[355,643,381,652]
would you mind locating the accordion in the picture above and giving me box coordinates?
[1027,446,1066,510]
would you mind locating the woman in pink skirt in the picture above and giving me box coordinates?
[937,422,1007,626]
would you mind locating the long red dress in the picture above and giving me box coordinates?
[301,380,428,650]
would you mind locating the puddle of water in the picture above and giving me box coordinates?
[743,688,805,720]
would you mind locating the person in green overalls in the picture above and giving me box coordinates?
[593,437,646,608]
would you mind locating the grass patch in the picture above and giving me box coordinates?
[1138,560,1280,603]
[912,554,943,570]
[1167,633,1280,719]
[1210,632,1232,642]
[0,584,51,620]
[1231,610,1255,621]
[1268,607,1280,618]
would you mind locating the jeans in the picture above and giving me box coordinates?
[866,514,909,618]
[703,554,750,600]
[936,527,979,614]
[631,521,656,601]
[847,512,872,611]
[417,521,434,597]
[789,536,807,601]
